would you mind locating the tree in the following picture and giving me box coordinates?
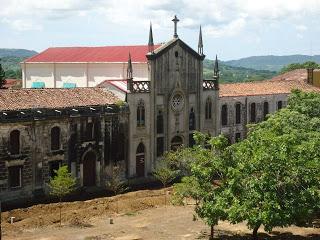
[190,133,230,239]
[280,61,320,73]
[48,165,76,226]
[224,104,320,239]
[0,60,6,89]
[106,165,128,213]
[153,159,178,205]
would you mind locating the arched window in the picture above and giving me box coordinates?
[137,100,145,127]
[235,103,241,124]
[9,130,20,155]
[86,122,94,140]
[205,98,212,120]
[189,108,195,130]
[136,142,145,177]
[157,110,164,134]
[250,103,256,123]
[171,136,183,151]
[221,104,228,126]
[277,101,283,110]
[51,126,60,151]
[263,102,269,120]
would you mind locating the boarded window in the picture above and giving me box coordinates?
[277,101,283,110]
[189,108,195,130]
[235,132,241,142]
[8,166,22,188]
[189,133,196,147]
[51,126,60,151]
[171,136,183,151]
[250,103,256,123]
[157,110,164,134]
[9,130,20,155]
[235,103,241,124]
[263,102,269,120]
[221,105,228,126]
[137,100,145,127]
[156,137,164,157]
[205,98,212,120]
[49,161,61,178]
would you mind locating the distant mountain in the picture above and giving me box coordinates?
[0,48,38,58]
[204,59,277,83]
[0,49,38,79]
[224,55,320,72]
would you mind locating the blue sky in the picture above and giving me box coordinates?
[1,0,320,60]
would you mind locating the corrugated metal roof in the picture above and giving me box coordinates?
[24,45,161,63]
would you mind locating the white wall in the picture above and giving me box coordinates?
[23,62,148,89]
[25,63,54,88]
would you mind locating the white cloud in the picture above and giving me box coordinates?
[1,0,320,38]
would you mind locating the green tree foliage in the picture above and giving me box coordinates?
[48,166,76,226]
[280,61,320,73]
[0,61,6,89]
[222,92,320,239]
[171,176,201,205]
[203,59,276,83]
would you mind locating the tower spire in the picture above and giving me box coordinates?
[214,54,219,79]
[172,15,179,38]
[148,22,154,53]
[198,25,203,55]
[127,53,133,91]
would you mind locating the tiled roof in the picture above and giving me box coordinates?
[97,79,129,93]
[219,69,320,97]
[3,79,20,89]
[0,88,120,111]
[24,45,161,63]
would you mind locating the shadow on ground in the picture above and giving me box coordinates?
[198,230,320,239]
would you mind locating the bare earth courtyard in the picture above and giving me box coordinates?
[2,189,319,240]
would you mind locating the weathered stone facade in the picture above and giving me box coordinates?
[0,90,129,202]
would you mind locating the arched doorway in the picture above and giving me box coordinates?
[83,151,96,187]
[171,136,183,151]
[136,143,145,177]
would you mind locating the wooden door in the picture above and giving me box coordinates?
[83,151,96,187]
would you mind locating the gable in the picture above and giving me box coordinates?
[147,38,205,61]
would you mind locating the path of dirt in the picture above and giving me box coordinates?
[1,188,319,240]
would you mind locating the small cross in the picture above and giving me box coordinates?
[172,15,179,38]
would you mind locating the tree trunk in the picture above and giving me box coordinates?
[252,225,260,240]
[59,199,62,227]
[210,224,214,239]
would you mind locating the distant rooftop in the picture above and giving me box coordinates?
[219,69,320,97]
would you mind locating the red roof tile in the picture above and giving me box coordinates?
[0,88,119,111]
[220,70,320,97]
[24,45,161,63]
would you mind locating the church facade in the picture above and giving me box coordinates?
[1,17,319,203]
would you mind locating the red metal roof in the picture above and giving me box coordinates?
[24,45,161,63]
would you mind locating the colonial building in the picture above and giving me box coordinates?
[1,16,318,202]
[0,88,128,202]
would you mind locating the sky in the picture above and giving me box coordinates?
[1,0,320,60]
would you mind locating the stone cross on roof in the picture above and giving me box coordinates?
[172,15,180,38]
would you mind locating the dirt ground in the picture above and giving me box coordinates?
[2,188,320,240]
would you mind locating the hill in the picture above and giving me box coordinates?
[0,48,37,58]
[0,49,38,79]
[204,59,276,83]
[225,55,320,72]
